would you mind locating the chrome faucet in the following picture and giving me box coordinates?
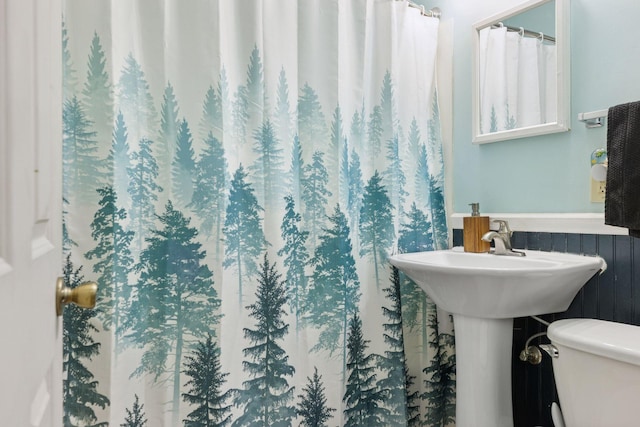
[481,220,526,256]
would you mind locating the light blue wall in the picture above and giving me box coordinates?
[421,0,640,213]
[503,2,555,38]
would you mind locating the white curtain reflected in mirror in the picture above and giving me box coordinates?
[478,25,556,134]
[472,0,569,144]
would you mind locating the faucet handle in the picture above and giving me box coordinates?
[492,219,512,236]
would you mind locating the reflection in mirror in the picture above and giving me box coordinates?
[472,0,569,144]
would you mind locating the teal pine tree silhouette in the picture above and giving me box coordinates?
[232,85,249,144]
[232,254,296,427]
[428,176,448,250]
[191,132,228,258]
[288,135,304,207]
[339,138,350,211]
[505,103,517,130]
[245,45,265,135]
[296,367,336,427]
[182,335,233,427]
[107,111,132,208]
[120,395,147,427]
[82,32,113,147]
[159,82,180,145]
[62,95,105,203]
[407,118,422,194]
[297,83,328,146]
[306,205,360,377]
[347,150,364,241]
[218,67,232,142]
[62,22,78,99]
[397,203,434,350]
[301,151,331,248]
[384,133,408,219]
[223,165,267,307]
[427,93,443,168]
[199,85,223,142]
[398,203,434,254]
[425,96,448,250]
[414,143,431,210]
[84,186,134,353]
[328,105,345,179]
[127,137,162,251]
[278,194,310,334]
[200,68,232,142]
[378,268,421,426]
[117,54,157,144]
[342,313,388,427]
[62,255,110,427]
[158,82,181,194]
[422,298,456,427]
[62,196,76,255]
[128,201,221,424]
[489,105,498,133]
[359,171,395,288]
[367,105,383,158]
[407,118,421,162]
[349,104,366,152]
[275,68,292,144]
[172,118,197,207]
[379,71,397,147]
[250,119,285,208]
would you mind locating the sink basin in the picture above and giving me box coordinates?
[389,247,606,427]
[389,247,606,319]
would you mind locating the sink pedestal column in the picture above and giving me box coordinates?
[454,314,514,427]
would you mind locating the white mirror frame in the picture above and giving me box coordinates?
[472,0,570,144]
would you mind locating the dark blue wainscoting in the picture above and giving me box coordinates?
[452,229,640,427]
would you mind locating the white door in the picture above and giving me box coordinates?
[0,0,63,426]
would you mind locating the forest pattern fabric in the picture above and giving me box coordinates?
[61,1,454,426]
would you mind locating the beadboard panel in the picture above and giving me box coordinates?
[451,229,640,427]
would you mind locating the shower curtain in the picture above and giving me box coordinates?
[62,1,454,426]
[478,26,556,134]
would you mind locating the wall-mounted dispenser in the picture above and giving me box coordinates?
[590,148,607,203]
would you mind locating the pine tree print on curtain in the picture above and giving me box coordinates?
[223,165,268,308]
[85,186,134,355]
[343,313,388,426]
[379,268,422,426]
[182,334,233,426]
[62,255,109,427]
[62,2,449,425]
[127,201,221,424]
[359,171,395,289]
[278,194,310,335]
[121,395,148,427]
[233,254,296,426]
[82,32,112,154]
[127,137,162,252]
[62,95,104,204]
[306,205,360,378]
[296,368,336,427]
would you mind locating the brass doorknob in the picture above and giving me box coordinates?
[55,277,97,316]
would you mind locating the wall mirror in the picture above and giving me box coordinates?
[472,0,570,144]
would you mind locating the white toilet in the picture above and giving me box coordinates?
[545,318,640,427]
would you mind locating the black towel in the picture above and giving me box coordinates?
[605,101,640,237]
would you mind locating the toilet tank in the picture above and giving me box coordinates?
[547,319,640,427]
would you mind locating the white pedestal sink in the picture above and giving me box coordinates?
[389,248,605,427]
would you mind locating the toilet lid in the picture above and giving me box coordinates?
[548,318,640,367]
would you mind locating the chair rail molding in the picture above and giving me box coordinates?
[450,213,628,236]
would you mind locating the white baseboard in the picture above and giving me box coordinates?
[449,213,629,236]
